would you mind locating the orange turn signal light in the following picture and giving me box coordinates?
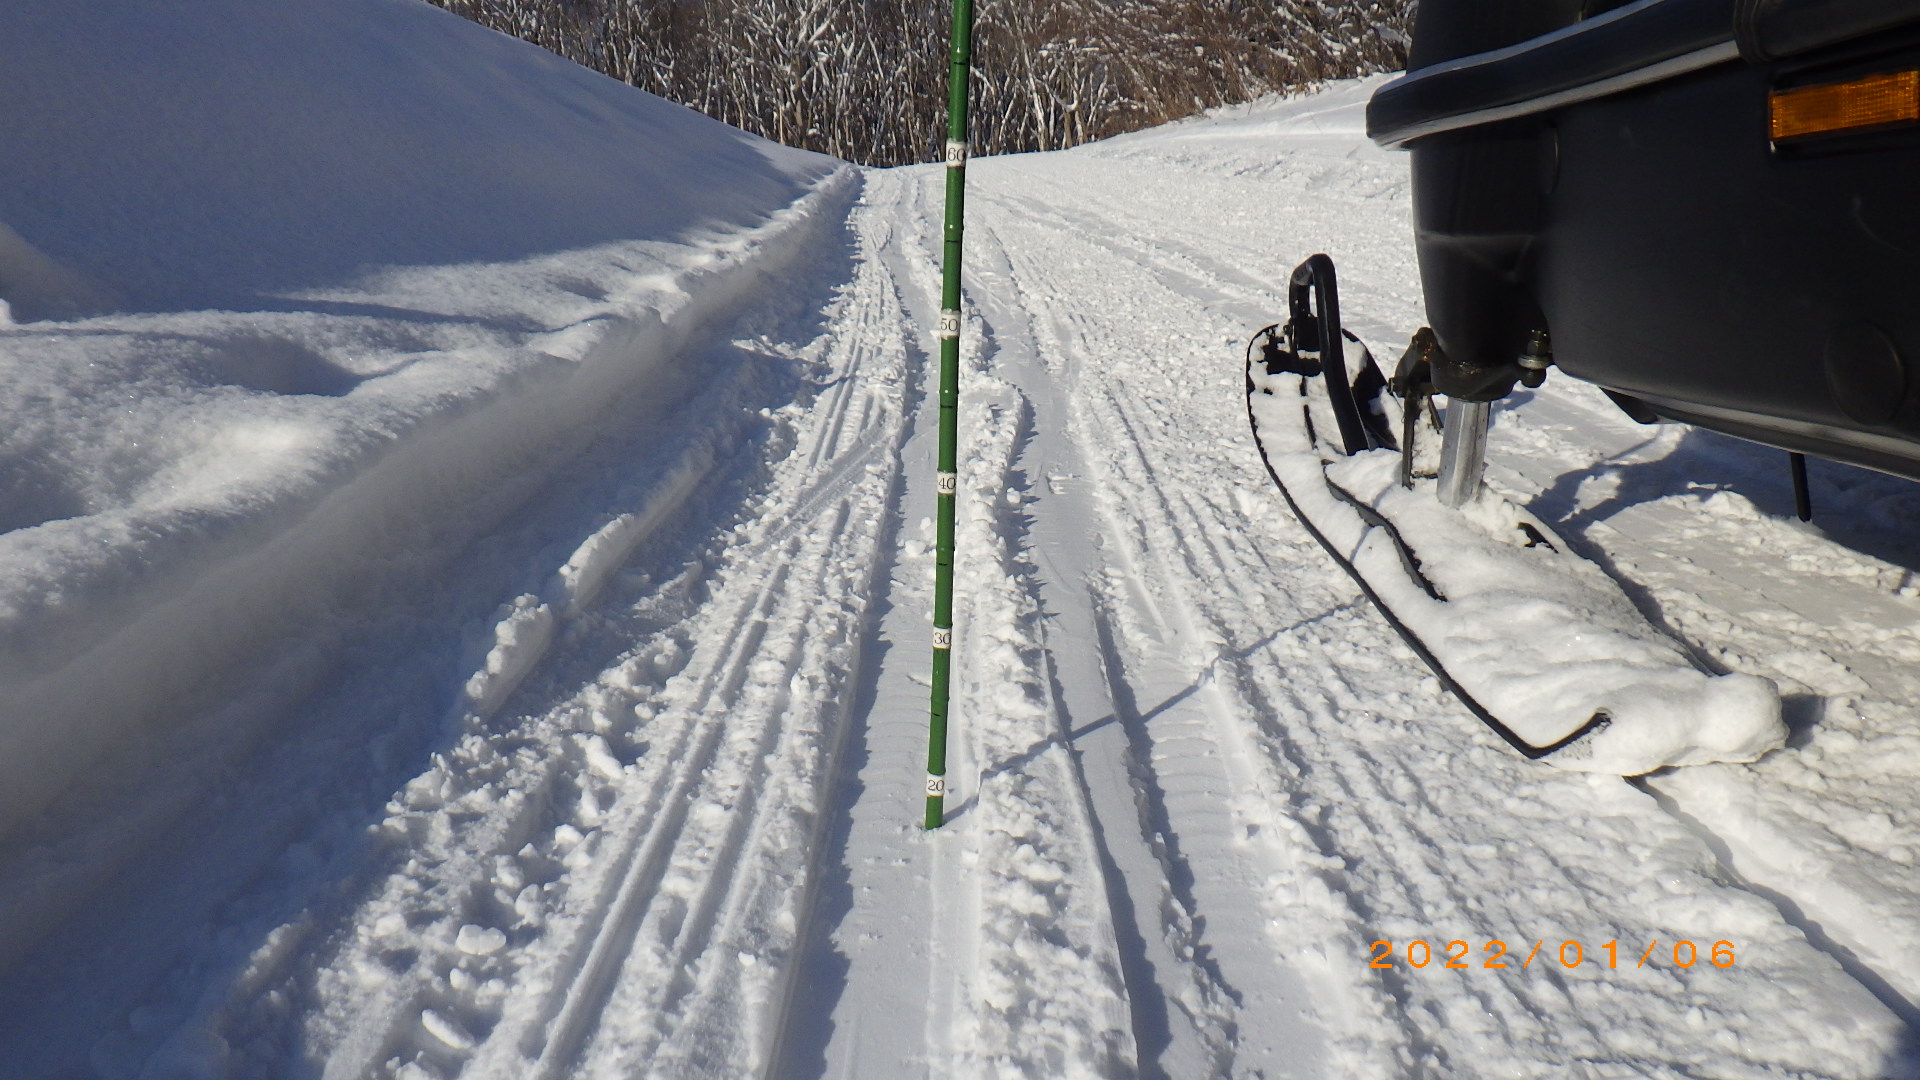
[1770,69,1920,142]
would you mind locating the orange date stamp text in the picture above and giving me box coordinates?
[1368,939,1737,971]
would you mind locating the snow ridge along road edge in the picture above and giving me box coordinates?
[0,166,857,962]
[251,169,914,1080]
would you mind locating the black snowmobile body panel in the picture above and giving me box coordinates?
[1368,0,1920,480]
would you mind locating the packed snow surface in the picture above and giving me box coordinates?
[3,15,1920,1080]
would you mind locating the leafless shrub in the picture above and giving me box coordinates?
[421,0,1412,165]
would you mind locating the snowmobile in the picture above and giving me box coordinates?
[1247,0,1920,773]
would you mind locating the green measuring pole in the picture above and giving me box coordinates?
[925,0,976,830]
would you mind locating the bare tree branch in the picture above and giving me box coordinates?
[418,0,1412,166]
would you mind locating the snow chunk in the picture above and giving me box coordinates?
[547,455,708,615]
[420,1008,476,1050]
[454,924,506,957]
[463,595,556,720]
[578,734,626,781]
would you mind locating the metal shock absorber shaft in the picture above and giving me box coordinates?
[1436,398,1491,507]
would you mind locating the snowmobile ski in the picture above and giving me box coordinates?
[1245,255,1785,775]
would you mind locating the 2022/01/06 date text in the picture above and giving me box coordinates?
[1369,939,1737,971]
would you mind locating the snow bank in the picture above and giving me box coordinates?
[1104,73,1392,150]
[0,0,844,844]
[0,0,827,319]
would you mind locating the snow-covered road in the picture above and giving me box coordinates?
[780,88,1919,1077]
[7,30,1920,1076]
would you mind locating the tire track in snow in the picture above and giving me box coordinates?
[937,281,1140,1079]
[960,216,1233,1078]
[568,249,915,1077]
[486,214,909,1079]
[1065,143,1920,1045]
[981,157,1413,348]
[1476,381,1920,1020]
[512,555,796,1075]
[795,167,1149,1080]
[779,167,997,1080]
[208,174,913,1080]
[300,419,818,1080]
[970,204,1397,1077]
[961,144,1913,1076]
[510,175,912,1080]
[1051,122,1920,1057]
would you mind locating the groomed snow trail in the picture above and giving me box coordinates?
[269,179,918,1080]
[10,77,1920,1080]
[805,84,1920,1079]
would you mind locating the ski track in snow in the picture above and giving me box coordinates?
[8,79,1920,1080]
